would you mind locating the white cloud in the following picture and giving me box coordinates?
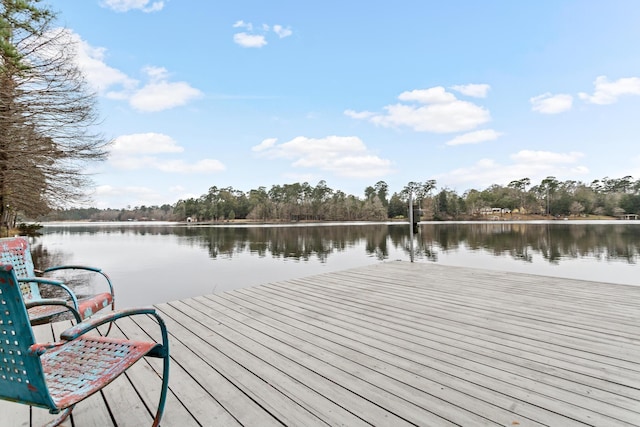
[446,129,503,146]
[129,80,202,112]
[101,0,164,13]
[48,29,136,95]
[93,184,161,208]
[64,33,201,112]
[282,172,318,183]
[324,155,394,178]
[109,133,225,173]
[370,102,489,133]
[348,86,491,133]
[273,25,293,38]
[155,159,226,173]
[233,20,252,30]
[571,165,590,174]
[232,21,292,48]
[110,156,225,173]
[530,93,573,114]
[95,184,155,197]
[438,150,588,189]
[55,29,137,93]
[109,155,157,170]
[92,184,169,209]
[233,32,268,48]
[123,66,201,112]
[344,109,376,119]
[450,84,490,98]
[94,184,120,197]
[398,87,457,104]
[252,138,278,152]
[142,65,169,81]
[254,136,394,178]
[510,150,584,164]
[579,75,640,105]
[110,133,184,154]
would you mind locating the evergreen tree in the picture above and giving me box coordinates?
[0,0,109,227]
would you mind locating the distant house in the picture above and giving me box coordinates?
[479,207,511,216]
[617,214,639,220]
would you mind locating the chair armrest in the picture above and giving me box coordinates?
[60,307,157,341]
[44,265,102,274]
[18,277,80,311]
[25,299,82,323]
[42,265,115,297]
[28,342,59,356]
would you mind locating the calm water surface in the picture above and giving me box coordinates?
[34,221,640,308]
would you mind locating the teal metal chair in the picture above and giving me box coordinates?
[0,236,115,328]
[0,264,169,426]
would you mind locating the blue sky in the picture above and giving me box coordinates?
[46,0,640,209]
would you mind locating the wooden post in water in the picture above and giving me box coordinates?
[409,192,415,262]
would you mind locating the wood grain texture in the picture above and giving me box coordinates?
[8,261,640,426]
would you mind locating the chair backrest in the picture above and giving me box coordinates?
[0,264,56,409]
[0,237,41,301]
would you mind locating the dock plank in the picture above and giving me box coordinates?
[213,289,637,423]
[126,314,244,427]
[159,300,409,426]
[229,286,636,425]
[195,293,552,427]
[9,261,640,426]
[179,296,467,426]
[268,275,640,375]
[103,317,197,427]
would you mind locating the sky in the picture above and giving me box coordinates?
[42,0,640,209]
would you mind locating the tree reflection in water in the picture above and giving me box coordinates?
[193,225,393,262]
[35,222,640,266]
[413,223,640,265]
[30,222,640,307]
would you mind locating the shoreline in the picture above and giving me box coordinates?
[32,214,639,228]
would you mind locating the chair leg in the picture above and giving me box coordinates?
[102,300,117,336]
[102,320,114,336]
[151,351,170,427]
[43,406,73,427]
[151,311,170,427]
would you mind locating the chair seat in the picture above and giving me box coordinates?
[28,293,113,325]
[41,335,159,410]
[27,304,74,325]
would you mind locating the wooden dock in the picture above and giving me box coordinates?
[3,261,640,426]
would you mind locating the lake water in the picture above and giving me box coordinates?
[33,221,640,308]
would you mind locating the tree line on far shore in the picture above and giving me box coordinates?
[37,175,640,223]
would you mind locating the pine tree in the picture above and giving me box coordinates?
[0,0,109,227]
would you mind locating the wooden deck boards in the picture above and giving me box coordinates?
[3,261,640,426]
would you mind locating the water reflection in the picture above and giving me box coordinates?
[33,222,640,267]
[41,223,396,262]
[38,221,640,265]
[35,221,640,307]
[411,222,640,264]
